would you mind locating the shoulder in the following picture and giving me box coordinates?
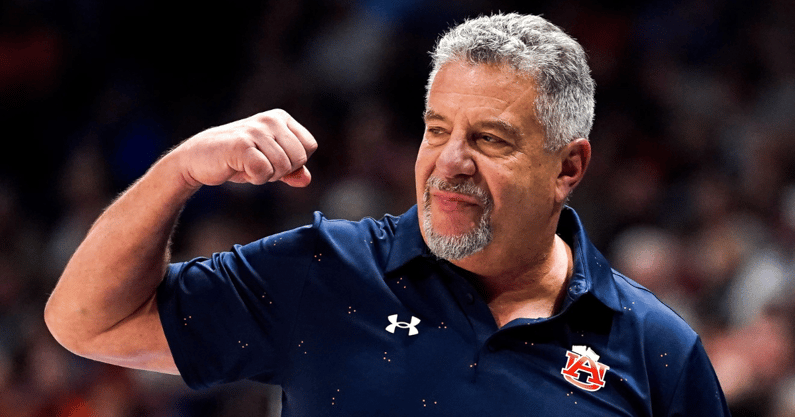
[608,268,711,400]
[306,209,418,272]
[248,210,406,256]
[196,208,420,281]
[314,211,403,241]
[610,268,698,347]
[609,270,730,414]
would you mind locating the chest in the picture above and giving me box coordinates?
[278,267,647,417]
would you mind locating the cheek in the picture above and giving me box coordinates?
[489,165,554,209]
[414,141,439,175]
[414,144,435,198]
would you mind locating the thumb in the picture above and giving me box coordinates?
[279,166,312,188]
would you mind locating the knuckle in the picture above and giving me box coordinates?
[273,155,292,175]
[239,125,264,142]
[293,153,308,168]
[232,138,253,155]
[259,108,287,125]
[250,163,274,184]
[306,140,318,154]
[242,149,273,182]
[243,125,260,137]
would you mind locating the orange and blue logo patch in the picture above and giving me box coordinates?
[561,345,610,392]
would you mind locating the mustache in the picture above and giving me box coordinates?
[424,176,491,206]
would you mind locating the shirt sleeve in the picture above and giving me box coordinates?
[664,337,731,416]
[157,217,320,390]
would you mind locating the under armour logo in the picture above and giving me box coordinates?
[385,314,421,336]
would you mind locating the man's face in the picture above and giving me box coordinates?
[415,62,564,267]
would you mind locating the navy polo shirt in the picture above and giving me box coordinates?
[158,206,730,416]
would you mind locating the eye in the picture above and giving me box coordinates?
[479,134,505,145]
[424,126,449,145]
[426,126,445,135]
[474,133,515,157]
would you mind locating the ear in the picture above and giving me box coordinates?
[555,138,591,204]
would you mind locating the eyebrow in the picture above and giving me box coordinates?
[423,109,522,138]
[422,109,446,123]
[477,119,522,139]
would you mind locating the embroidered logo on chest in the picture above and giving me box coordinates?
[385,314,421,336]
[560,345,610,392]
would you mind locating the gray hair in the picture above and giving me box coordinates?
[427,13,595,151]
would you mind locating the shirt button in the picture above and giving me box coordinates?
[569,282,585,296]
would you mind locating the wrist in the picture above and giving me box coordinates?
[148,150,203,201]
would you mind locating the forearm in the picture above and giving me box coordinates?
[44,150,197,354]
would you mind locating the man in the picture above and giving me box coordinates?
[45,13,730,416]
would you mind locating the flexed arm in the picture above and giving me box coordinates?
[44,109,317,374]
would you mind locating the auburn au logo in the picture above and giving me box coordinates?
[560,345,610,392]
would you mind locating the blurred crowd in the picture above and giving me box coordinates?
[1,0,794,415]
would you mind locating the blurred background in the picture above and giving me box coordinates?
[1,0,794,415]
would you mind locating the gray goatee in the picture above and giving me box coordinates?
[422,176,493,260]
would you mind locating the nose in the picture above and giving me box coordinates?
[435,133,476,179]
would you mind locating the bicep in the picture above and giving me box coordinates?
[156,231,318,388]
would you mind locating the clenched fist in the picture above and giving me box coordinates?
[172,109,317,189]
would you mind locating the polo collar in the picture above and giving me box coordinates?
[558,206,623,312]
[384,205,429,273]
[383,205,622,313]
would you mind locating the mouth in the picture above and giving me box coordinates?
[424,177,490,211]
[420,177,495,259]
[430,190,481,210]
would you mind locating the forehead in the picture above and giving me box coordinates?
[426,62,539,127]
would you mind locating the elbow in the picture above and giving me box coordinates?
[43,295,89,357]
[43,297,70,350]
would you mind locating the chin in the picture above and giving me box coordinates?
[422,210,493,261]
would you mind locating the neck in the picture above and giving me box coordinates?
[465,234,574,328]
